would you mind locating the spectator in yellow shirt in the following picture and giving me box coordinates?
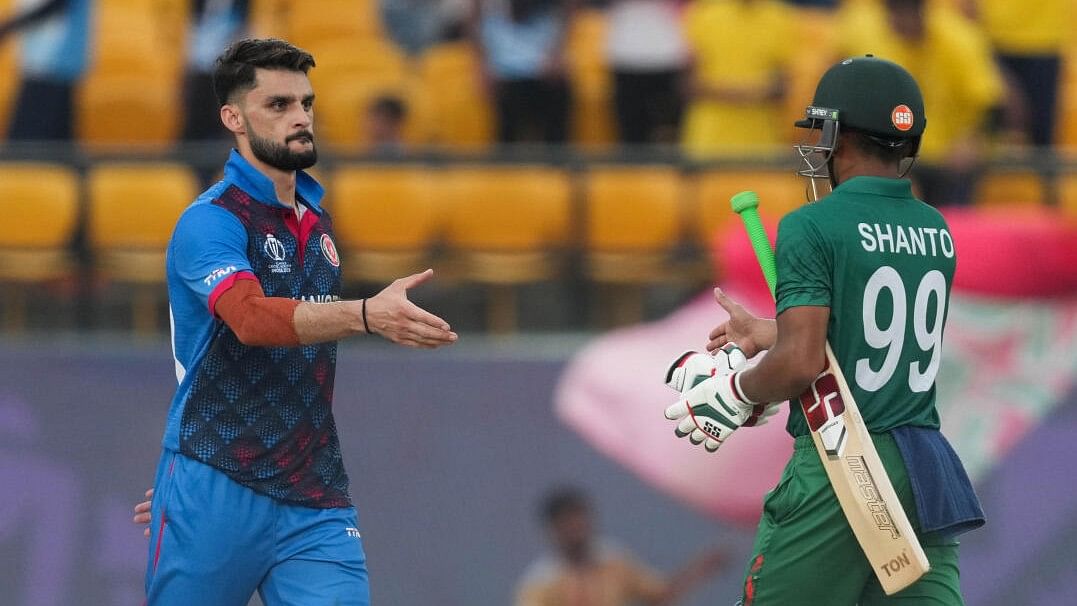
[969,0,1070,147]
[838,0,1006,205]
[515,487,727,606]
[680,0,797,158]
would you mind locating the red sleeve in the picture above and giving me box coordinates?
[213,278,301,347]
[208,270,259,317]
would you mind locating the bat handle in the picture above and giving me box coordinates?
[730,191,778,297]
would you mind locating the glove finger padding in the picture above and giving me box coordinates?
[665,400,692,421]
[675,415,696,437]
[689,428,707,445]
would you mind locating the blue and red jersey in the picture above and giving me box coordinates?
[163,150,350,508]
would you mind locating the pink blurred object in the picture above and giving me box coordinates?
[942,207,1077,298]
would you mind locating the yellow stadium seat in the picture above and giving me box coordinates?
[283,0,382,49]
[77,76,181,149]
[444,166,571,256]
[442,166,573,332]
[329,166,439,282]
[584,166,687,325]
[567,9,615,148]
[87,164,199,332]
[250,0,289,37]
[309,41,411,148]
[0,163,79,329]
[693,169,806,248]
[585,166,683,273]
[1056,172,1077,220]
[0,0,19,139]
[1056,45,1077,147]
[414,43,495,149]
[91,3,187,78]
[973,170,1046,208]
[785,8,839,140]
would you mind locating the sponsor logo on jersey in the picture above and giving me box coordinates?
[891,104,914,131]
[320,233,340,267]
[262,234,292,273]
[345,527,362,539]
[203,265,237,286]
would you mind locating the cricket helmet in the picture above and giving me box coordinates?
[795,55,925,191]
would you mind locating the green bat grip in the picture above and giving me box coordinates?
[730,191,777,297]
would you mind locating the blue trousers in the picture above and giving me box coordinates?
[145,450,370,606]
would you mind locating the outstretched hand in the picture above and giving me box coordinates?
[366,269,458,349]
[133,488,153,538]
[706,288,775,359]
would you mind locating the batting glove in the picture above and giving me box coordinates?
[664,370,758,452]
[665,345,779,437]
[665,344,747,394]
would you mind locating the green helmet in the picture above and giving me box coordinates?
[794,55,925,193]
[796,55,926,138]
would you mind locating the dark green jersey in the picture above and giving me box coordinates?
[775,176,955,437]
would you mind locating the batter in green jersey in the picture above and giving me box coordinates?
[661,55,984,605]
[776,176,956,437]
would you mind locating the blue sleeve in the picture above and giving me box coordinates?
[168,203,255,313]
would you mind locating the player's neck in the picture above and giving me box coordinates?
[270,174,298,208]
[833,156,902,184]
[239,147,298,207]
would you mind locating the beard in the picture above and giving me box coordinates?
[248,126,318,172]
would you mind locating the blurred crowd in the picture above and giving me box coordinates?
[0,0,1073,206]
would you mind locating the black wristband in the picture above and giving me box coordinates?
[361,298,371,334]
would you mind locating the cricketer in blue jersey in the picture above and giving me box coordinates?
[141,38,458,606]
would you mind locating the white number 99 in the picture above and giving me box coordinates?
[854,266,947,393]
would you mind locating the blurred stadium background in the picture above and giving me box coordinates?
[0,0,1075,604]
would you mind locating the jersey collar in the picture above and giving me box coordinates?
[833,176,913,199]
[223,149,326,213]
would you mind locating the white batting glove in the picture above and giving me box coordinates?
[665,345,747,394]
[665,345,780,436]
[664,371,758,453]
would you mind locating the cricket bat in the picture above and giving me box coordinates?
[730,191,930,595]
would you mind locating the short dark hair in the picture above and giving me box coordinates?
[540,486,589,524]
[369,95,407,123]
[212,38,316,106]
[846,128,918,165]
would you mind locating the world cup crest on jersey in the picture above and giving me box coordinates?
[263,233,287,261]
[262,233,292,273]
[891,104,914,132]
[320,233,340,267]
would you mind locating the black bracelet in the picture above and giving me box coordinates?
[361,298,371,334]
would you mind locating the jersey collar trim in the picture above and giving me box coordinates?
[834,176,913,199]
[223,149,325,213]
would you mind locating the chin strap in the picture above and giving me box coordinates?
[898,155,918,179]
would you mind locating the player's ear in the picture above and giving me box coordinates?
[220,103,245,135]
[832,131,856,158]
